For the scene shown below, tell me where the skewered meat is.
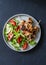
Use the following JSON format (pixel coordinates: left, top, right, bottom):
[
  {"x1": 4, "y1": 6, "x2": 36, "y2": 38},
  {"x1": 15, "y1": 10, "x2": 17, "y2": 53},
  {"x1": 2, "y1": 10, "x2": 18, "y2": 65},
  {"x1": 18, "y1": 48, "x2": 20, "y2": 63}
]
[
  {"x1": 23, "y1": 30, "x2": 31, "y2": 36},
  {"x1": 19, "y1": 17, "x2": 39, "y2": 40},
  {"x1": 33, "y1": 26, "x2": 39, "y2": 34},
  {"x1": 27, "y1": 23, "x2": 33, "y2": 32},
  {"x1": 27, "y1": 18, "x2": 33, "y2": 23},
  {"x1": 34, "y1": 26, "x2": 39, "y2": 31},
  {"x1": 20, "y1": 20, "x2": 26, "y2": 26},
  {"x1": 21, "y1": 25, "x2": 26, "y2": 31}
]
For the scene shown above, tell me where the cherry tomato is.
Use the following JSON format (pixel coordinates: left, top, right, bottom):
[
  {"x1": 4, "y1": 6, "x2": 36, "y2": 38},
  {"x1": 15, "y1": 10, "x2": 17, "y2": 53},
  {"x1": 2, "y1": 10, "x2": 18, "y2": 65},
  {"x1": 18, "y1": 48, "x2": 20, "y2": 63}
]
[
  {"x1": 17, "y1": 36, "x2": 22, "y2": 44},
  {"x1": 22, "y1": 42, "x2": 28, "y2": 50},
  {"x1": 9, "y1": 19, "x2": 16, "y2": 26}
]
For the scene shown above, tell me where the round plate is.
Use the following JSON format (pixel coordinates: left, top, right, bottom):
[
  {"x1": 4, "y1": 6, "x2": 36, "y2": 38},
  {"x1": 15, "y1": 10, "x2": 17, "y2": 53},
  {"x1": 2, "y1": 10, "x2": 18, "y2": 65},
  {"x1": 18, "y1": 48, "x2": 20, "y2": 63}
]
[{"x1": 3, "y1": 14, "x2": 41, "y2": 52}]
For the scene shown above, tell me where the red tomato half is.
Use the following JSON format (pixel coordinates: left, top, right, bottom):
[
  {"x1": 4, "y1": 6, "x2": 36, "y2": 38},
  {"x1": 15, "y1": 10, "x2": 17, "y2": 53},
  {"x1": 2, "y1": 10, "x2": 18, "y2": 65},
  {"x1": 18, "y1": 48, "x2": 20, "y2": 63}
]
[
  {"x1": 9, "y1": 19, "x2": 16, "y2": 26},
  {"x1": 17, "y1": 36, "x2": 22, "y2": 44},
  {"x1": 22, "y1": 42, "x2": 28, "y2": 50}
]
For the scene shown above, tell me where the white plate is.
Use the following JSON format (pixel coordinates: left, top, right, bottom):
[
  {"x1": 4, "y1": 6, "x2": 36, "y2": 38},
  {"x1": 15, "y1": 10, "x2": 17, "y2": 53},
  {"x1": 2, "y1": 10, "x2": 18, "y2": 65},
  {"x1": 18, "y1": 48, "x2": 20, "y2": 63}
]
[{"x1": 3, "y1": 14, "x2": 41, "y2": 52}]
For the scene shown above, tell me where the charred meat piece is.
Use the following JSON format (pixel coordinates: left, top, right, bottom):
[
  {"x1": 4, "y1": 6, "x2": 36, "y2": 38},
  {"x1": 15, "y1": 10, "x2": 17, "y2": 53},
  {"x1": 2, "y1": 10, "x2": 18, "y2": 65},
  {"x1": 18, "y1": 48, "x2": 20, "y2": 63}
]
[
  {"x1": 33, "y1": 26, "x2": 39, "y2": 34},
  {"x1": 34, "y1": 26, "x2": 39, "y2": 31},
  {"x1": 20, "y1": 20, "x2": 26, "y2": 26},
  {"x1": 27, "y1": 23, "x2": 33, "y2": 32},
  {"x1": 23, "y1": 30, "x2": 31, "y2": 36},
  {"x1": 31, "y1": 34, "x2": 36, "y2": 39},
  {"x1": 18, "y1": 20, "x2": 26, "y2": 29},
  {"x1": 27, "y1": 34, "x2": 35, "y2": 40},
  {"x1": 21, "y1": 25, "x2": 26, "y2": 31},
  {"x1": 27, "y1": 35, "x2": 32, "y2": 41},
  {"x1": 27, "y1": 18, "x2": 33, "y2": 23}
]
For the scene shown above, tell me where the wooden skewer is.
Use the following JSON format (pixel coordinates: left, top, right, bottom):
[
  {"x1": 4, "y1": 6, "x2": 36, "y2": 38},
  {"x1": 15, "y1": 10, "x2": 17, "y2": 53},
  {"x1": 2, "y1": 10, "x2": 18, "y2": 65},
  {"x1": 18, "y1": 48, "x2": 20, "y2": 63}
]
[{"x1": 38, "y1": 20, "x2": 41, "y2": 24}]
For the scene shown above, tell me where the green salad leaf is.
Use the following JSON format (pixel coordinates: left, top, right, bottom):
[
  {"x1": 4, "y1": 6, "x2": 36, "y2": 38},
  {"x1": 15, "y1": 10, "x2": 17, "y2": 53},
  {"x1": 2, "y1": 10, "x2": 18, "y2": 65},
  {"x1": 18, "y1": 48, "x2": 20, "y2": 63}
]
[
  {"x1": 11, "y1": 38, "x2": 20, "y2": 50},
  {"x1": 14, "y1": 46, "x2": 20, "y2": 50},
  {"x1": 29, "y1": 40, "x2": 36, "y2": 45},
  {"x1": 4, "y1": 28, "x2": 8, "y2": 41},
  {"x1": 13, "y1": 30, "x2": 21, "y2": 39},
  {"x1": 20, "y1": 36, "x2": 27, "y2": 47}
]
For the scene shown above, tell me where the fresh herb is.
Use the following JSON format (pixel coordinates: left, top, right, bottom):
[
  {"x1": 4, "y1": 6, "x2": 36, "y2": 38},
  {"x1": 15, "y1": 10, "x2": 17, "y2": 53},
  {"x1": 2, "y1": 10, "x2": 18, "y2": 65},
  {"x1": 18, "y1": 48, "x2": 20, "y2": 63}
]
[
  {"x1": 13, "y1": 30, "x2": 21, "y2": 39},
  {"x1": 29, "y1": 40, "x2": 36, "y2": 45},
  {"x1": 20, "y1": 36, "x2": 27, "y2": 47}
]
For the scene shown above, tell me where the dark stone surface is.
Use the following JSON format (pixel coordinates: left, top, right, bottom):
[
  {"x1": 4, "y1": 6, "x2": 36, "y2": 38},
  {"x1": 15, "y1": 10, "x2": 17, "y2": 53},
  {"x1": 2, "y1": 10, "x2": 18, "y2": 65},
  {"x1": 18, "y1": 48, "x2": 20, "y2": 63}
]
[{"x1": 0, "y1": 0, "x2": 46, "y2": 65}]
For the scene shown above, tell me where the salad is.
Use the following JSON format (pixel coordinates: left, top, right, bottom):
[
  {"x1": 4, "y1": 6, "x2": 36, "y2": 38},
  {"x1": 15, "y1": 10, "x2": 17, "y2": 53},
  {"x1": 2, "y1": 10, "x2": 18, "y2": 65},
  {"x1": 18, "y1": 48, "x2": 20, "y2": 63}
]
[{"x1": 4, "y1": 17, "x2": 39, "y2": 51}]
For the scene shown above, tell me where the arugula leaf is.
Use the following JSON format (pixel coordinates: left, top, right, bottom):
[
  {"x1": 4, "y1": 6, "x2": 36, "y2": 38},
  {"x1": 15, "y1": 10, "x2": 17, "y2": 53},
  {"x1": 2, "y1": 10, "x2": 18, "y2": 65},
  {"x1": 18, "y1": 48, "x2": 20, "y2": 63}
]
[
  {"x1": 20, "y1": 36, "x2": 27, "y2": 47},
  {"x1": 13, "y1": 31, "x2": 21, "y2": 39},
  {"x1": 11, "y1": 38, "x2": 17, "y2": 44},
  {"x1": 14, "y1": 46, "x2": 20, "y2": 50},
  {"x1": 29, "y1": 40, "x2": 36, "y2": 45}
]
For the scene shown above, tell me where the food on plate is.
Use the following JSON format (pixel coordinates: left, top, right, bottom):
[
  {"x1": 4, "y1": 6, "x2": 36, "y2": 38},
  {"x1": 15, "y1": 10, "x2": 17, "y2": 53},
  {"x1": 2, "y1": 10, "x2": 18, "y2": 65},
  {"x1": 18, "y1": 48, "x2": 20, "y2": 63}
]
[
  {"x1": 22, "y1": 42, "x2": 28, "y2": 50},
  {"x1": 4, "y1": 17, "x2": 39, "y2": 50},
  {"x1": 17, "y1": 36, "x2": 22, "y2": 44},
  {"x1": 9, "y1": 19, "x2": 16, "y2": 26},
  {"x1": 8, "y1": 31, "x2": 13, "y2": 41},
  {"x1": 27, "y1": 18, "x2": 33, "y2": 23}
]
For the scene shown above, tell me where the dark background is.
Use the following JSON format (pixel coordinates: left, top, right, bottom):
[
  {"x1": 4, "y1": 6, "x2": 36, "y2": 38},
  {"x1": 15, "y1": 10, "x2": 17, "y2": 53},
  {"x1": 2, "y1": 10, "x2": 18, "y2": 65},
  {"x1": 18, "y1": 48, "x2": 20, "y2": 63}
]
[{"x1": 0, "y1": 0, "x2": 46, "y2": 65}]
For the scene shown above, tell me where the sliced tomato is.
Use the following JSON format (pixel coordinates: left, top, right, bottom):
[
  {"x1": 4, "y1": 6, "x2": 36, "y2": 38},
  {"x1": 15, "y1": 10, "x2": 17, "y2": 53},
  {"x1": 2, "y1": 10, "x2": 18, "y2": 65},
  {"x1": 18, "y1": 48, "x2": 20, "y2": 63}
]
[
  {"x1": 17, "y1": 36, "x2": 22, "y2": 44},
  {"x1": 8, "y1": 31, "x2": 13, "y2": 41},
  {"x1": 15, "y1": 26, "x2": 20, "y2": 32},
  {"x1": 9, "y1": 19, "x2": 16, "y2": 26},
  {"x1": 22, "y1": 42, "x2": 28, "y2": 50}
]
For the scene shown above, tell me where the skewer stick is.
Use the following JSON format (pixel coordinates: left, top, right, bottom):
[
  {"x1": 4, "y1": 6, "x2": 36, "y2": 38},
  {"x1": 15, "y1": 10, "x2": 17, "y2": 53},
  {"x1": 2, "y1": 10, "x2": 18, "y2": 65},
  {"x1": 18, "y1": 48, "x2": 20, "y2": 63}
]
[{"x1": 38, "y1": 20, "x2": 41, "y2": 24}]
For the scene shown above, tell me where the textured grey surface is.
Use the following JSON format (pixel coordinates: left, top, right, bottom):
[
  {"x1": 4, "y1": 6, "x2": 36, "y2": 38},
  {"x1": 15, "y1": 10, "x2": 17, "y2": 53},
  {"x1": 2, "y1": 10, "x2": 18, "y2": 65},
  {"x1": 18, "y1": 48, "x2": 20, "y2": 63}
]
[{"x1": 0, "y1": 0, "x2": 46, "y2": 65}]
